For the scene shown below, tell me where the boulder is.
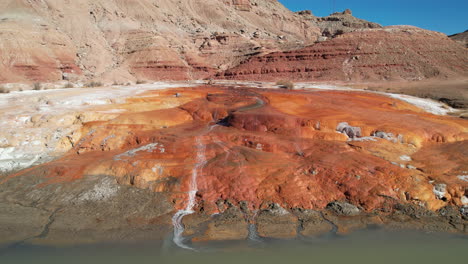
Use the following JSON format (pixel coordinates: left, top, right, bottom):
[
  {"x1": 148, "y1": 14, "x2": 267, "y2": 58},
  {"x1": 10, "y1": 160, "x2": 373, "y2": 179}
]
[
  {"x1": 327, "y1": 201, "x2": 361, "y2": 216},
  {"x1": 336, "y1": 122, "x2": 362, "y2": 138}
]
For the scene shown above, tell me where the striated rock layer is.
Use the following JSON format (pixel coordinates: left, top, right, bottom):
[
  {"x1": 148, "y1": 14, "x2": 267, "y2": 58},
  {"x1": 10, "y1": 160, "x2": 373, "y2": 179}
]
[
  {"x1": 449, "y1": 30, "x2": 468, "y2": 48},
  {"x1": 2, "y1": 2, "x2": 467, "y2": 85},
  {"x1": 220, "y1": 27, "x2": 468, "y2": 82},
  {"x1": 0, "y1": 0, "x2": 319, "y2": 83},
  {"x1": 297, "y1": 9, "x2": 382, "y2": 38}
]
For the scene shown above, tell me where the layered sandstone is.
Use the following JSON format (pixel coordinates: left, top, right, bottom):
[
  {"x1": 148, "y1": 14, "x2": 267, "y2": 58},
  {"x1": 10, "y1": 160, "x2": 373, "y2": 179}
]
[
  {"x1": 220, "y1": 26, "x2": 468, "y2": 82},
  {"x1": 449, "y1": 30, "x2": 468, "y2": 48},
  {"x1": 297, "y1": 9, "x2": 382, "y2": 38},
  {"x1": 1, "y1": 2, "x2": 467, "y2": 84},
  {"x1": 0, "y1": 15, "x2": 81, "y2": 83},
  {"x1": 0, "y1": 0, "x2": 319, "y2": 83}
]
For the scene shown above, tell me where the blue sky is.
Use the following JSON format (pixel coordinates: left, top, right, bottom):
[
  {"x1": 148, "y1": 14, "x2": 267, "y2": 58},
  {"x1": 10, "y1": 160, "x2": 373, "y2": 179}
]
[{"x1": 278, "y1": 0, "x2": 467, "y2": 35}]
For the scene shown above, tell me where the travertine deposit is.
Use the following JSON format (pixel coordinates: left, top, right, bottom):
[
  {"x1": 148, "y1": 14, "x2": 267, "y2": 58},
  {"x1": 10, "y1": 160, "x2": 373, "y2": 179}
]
[
  {"x1": 1, "y1": 83, "x2": 466, "y2": 245},
  {"x1": 0, "y1": 82, "x2": 194, "y2": 173}
]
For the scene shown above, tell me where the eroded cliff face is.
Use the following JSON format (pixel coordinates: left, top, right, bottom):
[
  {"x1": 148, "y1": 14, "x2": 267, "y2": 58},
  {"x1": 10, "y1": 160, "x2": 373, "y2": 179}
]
[
  {"x1": 0, "y1": 0, "x2": 319, "y2": 83},
  {"x1": 449, "y1": 30, "x2": 468, "y2": 48},
  {"x1": 226, "y1": 0, "x2": 252, "y2": 11},
  {"x1": 220, "y1": 26, "x2": 468, "y2": 82},
  {"x1": 0, "y1": 16, "x2": 82, "y2": 83},
  {"x1": 1, "y1": 2, "x2": 466, "y2": 84},
  {"x1": 297, "y1": 9, "x2": 383, "y2": 38}
]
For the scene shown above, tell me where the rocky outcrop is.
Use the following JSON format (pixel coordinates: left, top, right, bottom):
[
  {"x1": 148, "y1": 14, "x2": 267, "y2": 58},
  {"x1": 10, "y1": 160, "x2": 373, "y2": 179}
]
[
  {"x1": 219, "y1": 26, "x2": 468, "y2": 82},
  {"x1": 1, "y1": 2, "x2": 466, "y2": 85},
  {"x1": 327, "y1": 201, "x2": 361, "y2": 216},
  {"x1": 227, "y1": 0, "x2": 252, "y2": 11},
  {"x1": 0, "y1": 0, "x2": 319, "y2": 83},
  {"x1": 297, "y1": 9, "x2": 382, "y2": 38},
  {"x1": 0, "y1": 17, "x2": 81, "y2": 83},
  {"x1": 256, "y1": 204, "x2": 298, "y2": 238},
  {"x1": 449, "y1": 30, "x2": 468, "y2": 48}
]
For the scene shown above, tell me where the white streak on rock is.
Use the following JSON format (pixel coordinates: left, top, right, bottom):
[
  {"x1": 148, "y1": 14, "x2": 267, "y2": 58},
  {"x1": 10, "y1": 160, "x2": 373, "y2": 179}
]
[
  {"x1": 0, "y1": 147, "x2": 47, "y2": 173},
  {"x1": 461, "y1": 196, "x2": 468, "y2": 205},
  {"x1": 457, "y1": 175, "x2": 468, "y2": 182},
  {"x1": 386, "y1": 93, "x2": 454, "y2": 116},
  {"x1": 433, "y1": 183, "x2": 447, "y2": 200},
  {"x1": 294, "y1": 82, "x2": 455, "y2": 115},
  {"x1": 400, "y1": 155, "x2": 412, "y2": 161},
  {"x1": 152, "y1": 164, "x2": 164, "y2": 176},
  {"x1": 349, "y1": 136, "x2": 377, "y2": 142},
  {"x1": 114, "y1": 143, "x2": 160, "y2": 161}
]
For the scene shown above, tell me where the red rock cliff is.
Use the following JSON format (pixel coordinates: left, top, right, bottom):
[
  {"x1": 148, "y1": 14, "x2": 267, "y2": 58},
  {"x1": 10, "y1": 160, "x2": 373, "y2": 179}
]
[
  {"x1": 219, "y1": 27, "x2": 468, "y2": 82},
  {"x1": 0, "y1": 0, "x2": 319, "y2": 83}
]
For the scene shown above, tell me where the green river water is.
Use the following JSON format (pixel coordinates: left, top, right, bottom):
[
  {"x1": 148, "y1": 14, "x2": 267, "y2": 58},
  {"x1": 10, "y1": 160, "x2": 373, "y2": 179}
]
[{"x1": 1, "y1": 229, "x2": 466, "y2": 264}]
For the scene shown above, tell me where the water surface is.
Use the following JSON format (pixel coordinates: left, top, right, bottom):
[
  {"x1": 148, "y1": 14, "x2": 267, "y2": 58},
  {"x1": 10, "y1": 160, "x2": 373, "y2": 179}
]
[{"x1": 1, "y1": 229, "x2": 466, "y2": 264}]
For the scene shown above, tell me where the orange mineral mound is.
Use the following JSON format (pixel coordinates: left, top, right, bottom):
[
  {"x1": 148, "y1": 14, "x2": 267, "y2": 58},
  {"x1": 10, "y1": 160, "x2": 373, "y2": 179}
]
[{"x1": 5, "y1": 86, "x2": 468, "y2": 214}]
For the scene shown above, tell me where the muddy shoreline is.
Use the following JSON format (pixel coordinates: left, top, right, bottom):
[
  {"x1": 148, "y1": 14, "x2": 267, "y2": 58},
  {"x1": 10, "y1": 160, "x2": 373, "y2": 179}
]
[{"x1": 0, "y1": 173, "x2": 466, "y2": 248}]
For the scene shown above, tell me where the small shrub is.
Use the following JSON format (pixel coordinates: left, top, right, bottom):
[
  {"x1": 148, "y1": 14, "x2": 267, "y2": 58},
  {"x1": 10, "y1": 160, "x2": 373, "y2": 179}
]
[
  {"x1": 33, "y1": 82, "x2": 42, "y2": 90},
  {"x1": 0, "y1": 86, "x2": 9, "y2": 93},
  {"x1": 64, "y1": 82, "x2": 74, "y2": 88},
  {"x1": 86, "y1": 81, "x2": 103, "y2": 88},
  {"x1": 136, "y1": 80, "x2": 146, "y2": 85},
  {"x1": 276, "y1": 80, "x2": 294, "y2": 90},
  {"x1": 112, "y1": 81, "x2": 119, "y2": 86}
]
